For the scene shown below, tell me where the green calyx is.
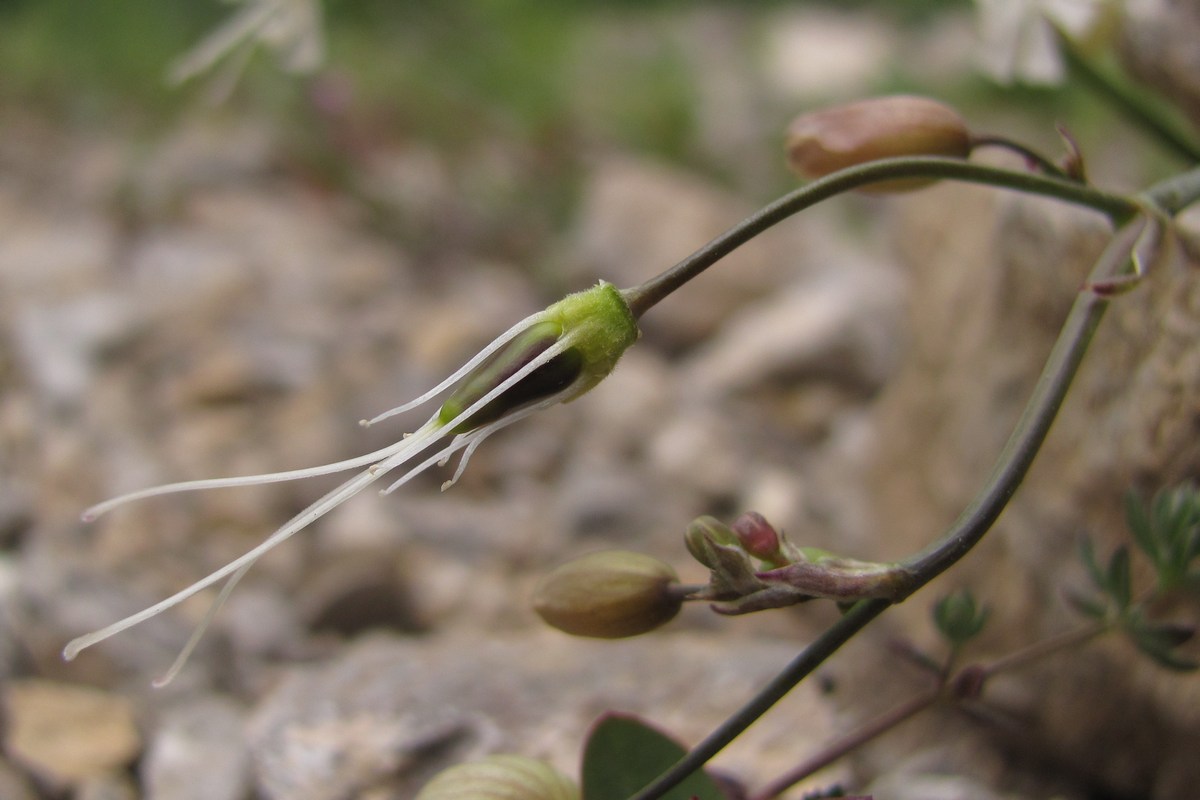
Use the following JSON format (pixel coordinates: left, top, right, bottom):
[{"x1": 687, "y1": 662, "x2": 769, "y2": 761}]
[
  {"x1": 437, "y1": 281, "x2": 639, "y2": 433},
  {"x1": 545, "y1": 280, "x2": 640, "y2": 400}
]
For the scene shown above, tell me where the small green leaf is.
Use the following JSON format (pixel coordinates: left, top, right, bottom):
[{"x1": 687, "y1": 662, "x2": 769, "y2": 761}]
[
  {"x1": 1126, "y1": 617, "x2": 1199, "y2": 672},
  {"x1": 1064, "y1": 589, "x2": 1109, "y2": 621},
  {"x1": 1129, "y1": 484, "x2": 1200, "y2": 590},
  {"x1": 1079, "y1": 536, "x2": 1107, "y2": 592},
  {"x1": 1125, "y1": 490, "x2": 1159, "y2": 564},
  {"x1": 1106, "y1": 546, "x2": 1132, "y2": 611},
  {"x1": 581, "y1": 714, "x2": 726, "y2": 800}
]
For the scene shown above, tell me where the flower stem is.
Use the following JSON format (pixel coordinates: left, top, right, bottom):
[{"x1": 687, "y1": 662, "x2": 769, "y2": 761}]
[
  {"x1": 1054, "y1": 27, "x2": 1200, "y2": 165},
  {"x1": 747, "y1": 685, "x2": 941, "y2": 800},
  {"x1": 899, "y1": 214, "x2": 1146, "y2": 580},
  {"x1": 625, "y1": 211, "x2": 1156, "y2": 800},
  {"x1": 747, "y1": 619, "x2": 1109, "y2": 800},
  {"x1": 625, "y1": 597, "x2": 891, "y2": 800},
  {"x1": 624, "y1": 164, "x2": 1200, "y2": 800},
  {"x1": 1141, "y1": 164, "x2": 1200, "y2": 215},
  {"x1": 620, "y1": 157, "x2": 1138, "y2": 319},
  {"x1": 968, "y1": 134, "x2": 1072, "y2": 179},
  {"x1": 979, "y1": 620, "x2": 1110, "y2": 679}
]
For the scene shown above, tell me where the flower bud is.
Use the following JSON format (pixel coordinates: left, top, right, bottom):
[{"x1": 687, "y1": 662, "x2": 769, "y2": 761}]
[
  {"x1": 731, "y1": 512, "x2": 782, "y2": 563},
  {"x1": 785, "y1": 95, "x2": 971, "y2": 193},
  {"x1": 684, "y1": 515, "x2": 738, "y2": 569},
  {"x1": 933, "y1": 590, "x2": 989, "y2": 645},
  {"x1": 532, "y1": 551, "x2": 682, "y2": 639},
  {"x1": 416, "y1": 754, "x2": 580, "y2": 800}
]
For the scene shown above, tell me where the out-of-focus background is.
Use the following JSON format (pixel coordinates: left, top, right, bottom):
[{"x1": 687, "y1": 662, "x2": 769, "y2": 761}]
[{"x1": 2, "y1": 1, "x2": 1198, "y2": 798}]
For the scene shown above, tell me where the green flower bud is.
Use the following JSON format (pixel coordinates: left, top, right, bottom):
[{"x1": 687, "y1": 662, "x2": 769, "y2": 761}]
[
  {"x1": 416, "y1": 755, "x2": 580, "y2": 800},
  {"x1": 684, "y1": 515, "x2": 738, "y2": 569},
  {"x1": 532, "y1": 551, "x2": 682, "y2": 639},
  {"x1": 933, "y1": 589, "x2": 989, "y2": 646},
  {"x1": 786, "y1": 95, "x2": 971, "y2": 193}
]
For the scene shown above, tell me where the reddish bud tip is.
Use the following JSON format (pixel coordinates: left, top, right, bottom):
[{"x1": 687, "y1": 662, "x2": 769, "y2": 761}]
[{"x1": 731, "y1": 512, "x2": 782, "y2": 561}]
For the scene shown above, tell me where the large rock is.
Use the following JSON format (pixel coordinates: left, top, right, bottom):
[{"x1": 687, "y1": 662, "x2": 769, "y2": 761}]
[
  {"x1": 861, "y1": 178, "x2": 1200, "y2": 799},
  {"x1": 246, "y1": 631, "x2": 844, "y2": 799}
]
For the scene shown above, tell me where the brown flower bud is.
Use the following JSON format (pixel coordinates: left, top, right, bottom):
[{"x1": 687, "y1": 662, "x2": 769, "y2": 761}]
[
  {"x1": 731, "y1": 511, "x2": 782, "y2": 563},
  {"x1": 532, "y1": 551, "x2": 682, "y2": 639},
  {"x1": 786, "y1": 95, "x2": 970, "y2": 192},
  {"x1": 415, "y1": 754, "x2": 580, "y2": 800}
]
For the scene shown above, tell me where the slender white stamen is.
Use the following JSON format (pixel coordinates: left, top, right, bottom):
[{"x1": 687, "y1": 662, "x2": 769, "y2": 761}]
[
  {"x1": 151, "y1": 559, "x2": 253, "y2": 688},
  {"x1": 378, "y1": 339, "x2": 571, "y2": 495},
  {"x1": 358, "y1": 309, "x2": 551, "y2": 428},
  {"x1": 382, "y1": 436, "x2": 472, "y2": 495},
  {"x1": 437, "y1": 434, "x2": 465, "y2": 468},
  {"x1": 440, "y1": 403, "x2": 546, "y2": 491},
  {"x1": 81, "y1": 438, "x2": 415, "y2": 522},
  {"x1": 63, "y1": 419, "x2": 444, "y2": 663}
]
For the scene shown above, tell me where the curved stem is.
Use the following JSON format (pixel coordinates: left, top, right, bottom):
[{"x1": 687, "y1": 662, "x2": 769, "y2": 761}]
[
  {"x1": 1141, "y1": 164, "x2": 1200, "y2": 215},
  {"x1": 900, "y1": 215, "x2": 1143, "y2": 580},
  {"x1": 627, "y1": 598, "x2": 891, "y2": 800},
  {"x1": 1054, "y1": 27, "x2": 1200, "y2": 165},
  {"x1": 749, "y1": 685, "x2": 941, "y2": 800},
  {"x1": 969, "y1": 134, "x2": 1072, "y2": 179},
  {"x1": 625, "y1": 163, "x2": 1200, "y2": 800},
  {"x1": 626, "y1": 208, "x2": 1156, "y2": 800},
  {"x1": 620, "y1": 156, "x2": 1138, "y2": 318},
  {"x1": 979, "y1": 620, "x2": 1109, "y2": 679}
]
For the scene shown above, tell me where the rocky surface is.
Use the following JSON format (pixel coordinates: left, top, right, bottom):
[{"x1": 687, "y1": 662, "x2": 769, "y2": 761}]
[
  {"x1": 2, "y1": 4, "x2": 1198, "y2": 800},
  {"x1": 0, "y1": 109, "x2": 885, "y2": 800}
]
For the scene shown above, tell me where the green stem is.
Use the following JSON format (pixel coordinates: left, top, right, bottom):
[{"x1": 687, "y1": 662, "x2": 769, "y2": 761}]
[
  {"x1": 901, "y1": 215, "x2": 1144, "y2": 580},
  {"x1": 1054, "y1": 27, "x2": 1200, "y2": 165},
  {"x1": 626, "y1": 598, "x2": 891, "y2": 800},
  {"x1": 627, "y1": 218, "x2": 1120, "y2": 798},
  {"x1": 625, "y1": 166, "x2": 1200, "y2": 800},
  {"x1": 748, "y1": 685, "x2": 941, "y2": 800},
  {"x1": 979, "y1": 620, "x2": 1110, "y2": 679},
  {"x1": 968, "y1": 134, "x2": 1072, "y2": 179},
  {"x1": 1141, "y1": 164, "x2": 1200, "y2": 215},
  {"x1": 748, "y1": 619, "x2": 1108, "y2": 800},
  {"x1": 620, "y1": 157, "x2": 1137, "y2": 319}
]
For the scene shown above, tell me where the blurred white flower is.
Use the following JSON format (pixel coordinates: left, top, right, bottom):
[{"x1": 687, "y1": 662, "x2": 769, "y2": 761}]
[
  {"x1": 168, "y1": 0, "x2": 325, "y2": 100},
  {"x1": 975, "y1": 0, "x2": 1115, "y2": 84}
]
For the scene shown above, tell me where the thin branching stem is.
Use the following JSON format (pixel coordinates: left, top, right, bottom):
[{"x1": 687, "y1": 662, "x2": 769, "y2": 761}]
[
  {"x1": 979, "y1": 620, "x2": 1110, "y2": 679},
  {"x1": 627, "y1": 598, "x2": 891, "y2": 800},
  {"x1": 748, "y1": 685, "x2": 941, "y2": 800},
  {"x1": 620, "y1": 156, "x2": 1138, "y2": 319},
  {"x1": 1054, "y1": 28, "x2": 1200, "y2": 165},
  {"x1": 968, "y1": 134, "x2": 1072, "y2": 179},
  {"x1": 625, "y1": 166, "x2": 1200, "y2": 800}
]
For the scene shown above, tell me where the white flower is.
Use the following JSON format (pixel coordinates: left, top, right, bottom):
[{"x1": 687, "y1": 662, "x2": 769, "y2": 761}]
[
  {"x1": 974, "y1": 0, "x2": 1114, "y2": 85},
  {"x1": 64, "y1": 282, "x2": 639, "y2": 685},
  {"x1": 168, "y1": 0, "x2": 325, "y2": 100}
]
